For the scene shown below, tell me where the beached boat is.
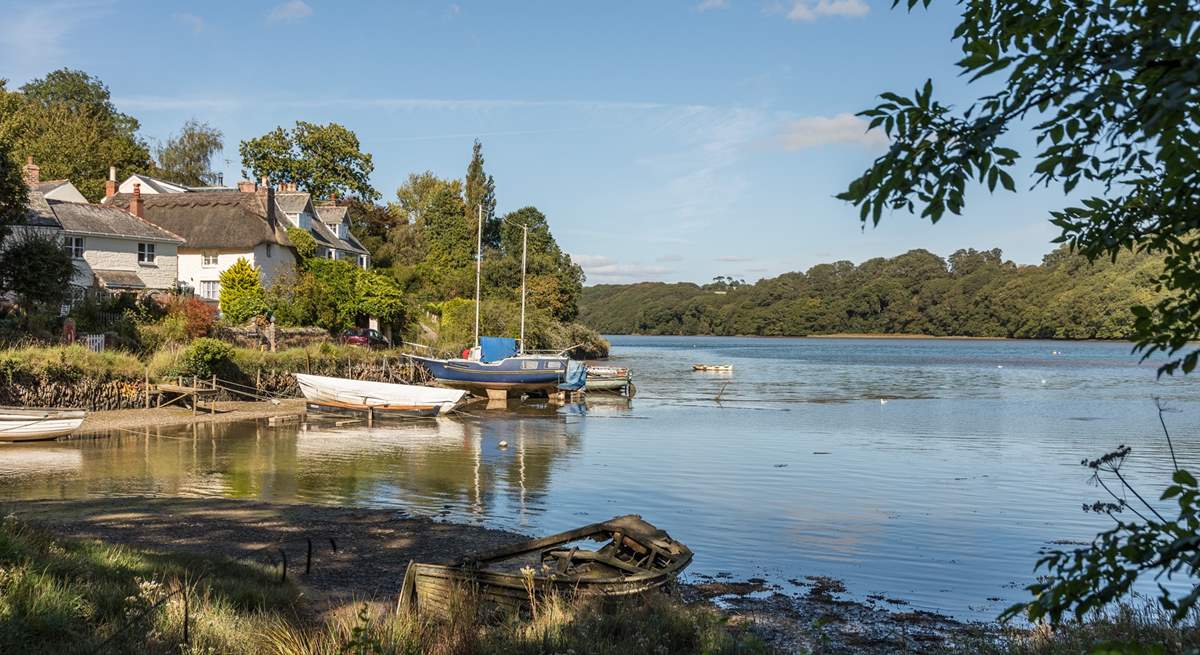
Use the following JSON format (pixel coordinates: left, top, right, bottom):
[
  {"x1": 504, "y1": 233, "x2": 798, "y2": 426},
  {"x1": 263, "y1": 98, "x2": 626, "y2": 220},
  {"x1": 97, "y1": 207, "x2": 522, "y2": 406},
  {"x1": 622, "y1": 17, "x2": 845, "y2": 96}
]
[
  {"x1": 585, "y1": 366, "x2": 635, "y2": 396},
  {"x1": 692, "y1": 364, "x2": 733, "y2": 372},
  {"x1": 0, "y1": 407, "x2": 87, "y2": 442},
  {"x1": 294, "y1": 373, "x2": 467, "y2": 416},
  {"x1": 399, "y1": 514, "x2": 692, "y2": 617}
]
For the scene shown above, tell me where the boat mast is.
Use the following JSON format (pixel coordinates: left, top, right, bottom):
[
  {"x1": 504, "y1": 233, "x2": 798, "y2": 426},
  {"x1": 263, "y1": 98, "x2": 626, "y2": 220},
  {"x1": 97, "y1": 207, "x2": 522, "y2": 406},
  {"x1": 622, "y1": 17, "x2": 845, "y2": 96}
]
[
  {"x1": 474, "y1": 204, "x2": 482, "y2": 350},
  {"x1": 519, "y1": 224, "x2": 527, "y2": 354}
]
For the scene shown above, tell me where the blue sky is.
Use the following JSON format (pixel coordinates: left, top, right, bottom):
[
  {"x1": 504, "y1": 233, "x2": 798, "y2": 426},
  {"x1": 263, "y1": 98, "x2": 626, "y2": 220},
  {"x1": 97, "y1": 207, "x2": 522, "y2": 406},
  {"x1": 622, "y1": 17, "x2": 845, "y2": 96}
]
[{"x1": 0, "y1": 0, "x2": 1075, "y2": 284}]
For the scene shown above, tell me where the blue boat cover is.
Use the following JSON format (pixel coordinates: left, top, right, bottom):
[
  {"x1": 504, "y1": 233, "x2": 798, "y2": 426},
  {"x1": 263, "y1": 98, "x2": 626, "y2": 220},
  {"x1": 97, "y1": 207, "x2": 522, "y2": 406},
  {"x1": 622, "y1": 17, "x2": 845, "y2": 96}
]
[
  {"x1": 480, "y1": 336, "x2": 518, "y2": 363},
  {"x1": 559, "y1": 360, "x2": 587, "y2": 391}
]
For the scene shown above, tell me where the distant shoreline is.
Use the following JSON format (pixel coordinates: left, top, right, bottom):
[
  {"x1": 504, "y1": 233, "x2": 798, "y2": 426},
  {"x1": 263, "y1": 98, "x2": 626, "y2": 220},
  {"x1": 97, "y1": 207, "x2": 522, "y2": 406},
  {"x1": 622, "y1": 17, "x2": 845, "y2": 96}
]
[{"x1": 603, "y1": 332, "x2": 1133, "y2": 342}]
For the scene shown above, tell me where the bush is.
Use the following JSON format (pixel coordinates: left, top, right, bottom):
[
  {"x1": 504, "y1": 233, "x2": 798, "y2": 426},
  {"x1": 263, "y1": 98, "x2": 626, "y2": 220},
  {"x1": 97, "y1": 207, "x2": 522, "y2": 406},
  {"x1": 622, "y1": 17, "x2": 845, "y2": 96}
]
[
  {"x1": 163, "y1": 295, "x2": 217, "y2": 338},
  {"x1": 135, "y1": 313, "x2": 189, "y2": 352},
  {"x1": 286, "y1": 226, "x2": 316, "y2": 262},
  {"x1": 219, "y1": 258, "x2": 266, "y2": 324},
  {"x1": 176, "y1": 337, "x2": 235, "y2": 379}
]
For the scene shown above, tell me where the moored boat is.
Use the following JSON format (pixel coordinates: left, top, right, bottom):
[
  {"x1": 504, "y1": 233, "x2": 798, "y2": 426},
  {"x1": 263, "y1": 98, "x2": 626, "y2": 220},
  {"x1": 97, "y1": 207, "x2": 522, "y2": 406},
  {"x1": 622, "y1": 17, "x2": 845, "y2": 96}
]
[
  {"x1": 585, "y1": 365, "x2": 635, "y2": 395},
  {"x1": 294, "y1": 373, "x2": 467, "y2": 416},
  {"x1": 410, "y1": 337, "x2": 572, "y2": 395},
  {"x1": 692, "y1": 364, "x2": 733, "y2": 372},
  {"x1": 0, "y1": 407, "x2": 87, "y2": 442},
  {"x1": 399, "y1": 514, "x2": 692, "y2": 617}
]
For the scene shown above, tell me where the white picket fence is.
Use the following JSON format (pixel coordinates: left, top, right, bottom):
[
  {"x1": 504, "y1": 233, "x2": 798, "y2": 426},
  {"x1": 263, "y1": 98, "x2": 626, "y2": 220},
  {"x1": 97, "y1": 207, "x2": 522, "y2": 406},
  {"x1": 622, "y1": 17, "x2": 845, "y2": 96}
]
[{"x1": 79, "y1": 333, "x2": 105, "y2": 352}]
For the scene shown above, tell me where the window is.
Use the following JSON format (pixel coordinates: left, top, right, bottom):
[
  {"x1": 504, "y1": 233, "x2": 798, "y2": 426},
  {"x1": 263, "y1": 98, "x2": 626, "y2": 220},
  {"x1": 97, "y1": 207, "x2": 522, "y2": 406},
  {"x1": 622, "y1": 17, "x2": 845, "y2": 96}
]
[
  {"x1": 265, "y1": 244, "x2": 273, "y2": 258},
  {"x1": 359, "y1": 255, "x2": 368, "y2": 269},
  {"x1": 65, "y1": 236, "x2": 84, "y2": 259},
  {"x1": 326, "y1": 249, "x2": 336, "y2": 260},
  {"x1": 137, "y1": 243, "x2": 155, "y2": 264},
  {"x1": 521, "y1": 360, "x2": 540, "y2": 370},
  {"x1": 199, "y1": 281, "x2": 220, "y2": 300},
  {"x1": 201, "y1": 252, "x2": 218, "y2": 267}
]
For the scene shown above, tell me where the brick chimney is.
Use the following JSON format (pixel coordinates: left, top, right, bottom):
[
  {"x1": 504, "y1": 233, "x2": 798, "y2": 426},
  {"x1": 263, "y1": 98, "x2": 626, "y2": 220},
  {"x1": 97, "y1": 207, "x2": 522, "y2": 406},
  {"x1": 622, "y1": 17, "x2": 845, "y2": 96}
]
[
  {"x1": 237, "y1": 180, "x2": 256, "y2": 193},
  {"x1": 21, "y1": 156, "x2": 39, "y2": 187},
  {"x1": 104, "y1": 166, "x2": 117, "y2": 200},
  {"x1": 130, "y1": 183, "x2": 144, "y2": 218},
  {"x1": 257, "y1": 177, "x2": 277, "y2": 232}
]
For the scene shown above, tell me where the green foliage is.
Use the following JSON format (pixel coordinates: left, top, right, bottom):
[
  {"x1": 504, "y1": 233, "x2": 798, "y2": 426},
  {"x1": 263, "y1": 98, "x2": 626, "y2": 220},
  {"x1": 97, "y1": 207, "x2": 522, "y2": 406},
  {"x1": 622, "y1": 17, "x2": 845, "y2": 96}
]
[
  {"x1": 390, "y1": 171, "x2": 463, "y2": 228},
  {"x1": 0, "y1": 138, "x2": 26, "y2": 241},
  {"x1": 0, "y1": 69, "x2": 151, "y2": 201},
  {"x1": 177, "y1": 337, "x2": 235, "y2": 379},
  {"x1": 581, "y1": 246, "x2": 1163, "y2": 338},
  {"x1": 0, "y1": 229, "x2": 76, "y2": 308},
  {"x1": 239, "y1": 121, "x2": 378, "y2": 201},
  {"x1": 285, "y1": 226, "x2": 316, "y2": 263},
  {"x1": 218, "y1": 257, "x2": 266, "y2": 324},
  {"x1": 422, "y1": 185, "x2": 473, "y2": 269},
  {"x1": 152, "y1": 118, "x2": 223, "y2": 187},
  {"x1": 836, "y1": 0, "x2": 1199, "y2": 377},
  {"x1": 0, "y1": 345, "x2": 144, "y2": 381},
  {"x1": 268, "y1": 259, "x2": 406, "y2": 333},
  {"x1": 465, "y1": 139, "x2": 499, "y2": 248}
]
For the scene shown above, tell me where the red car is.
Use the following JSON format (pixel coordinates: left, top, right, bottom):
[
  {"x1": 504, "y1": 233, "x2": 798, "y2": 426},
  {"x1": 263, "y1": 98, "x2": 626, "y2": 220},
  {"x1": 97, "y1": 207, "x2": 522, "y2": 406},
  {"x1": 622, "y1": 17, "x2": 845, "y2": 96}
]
[{"x1": 339, "y1": 328, "x2": 392, "y2": 348}]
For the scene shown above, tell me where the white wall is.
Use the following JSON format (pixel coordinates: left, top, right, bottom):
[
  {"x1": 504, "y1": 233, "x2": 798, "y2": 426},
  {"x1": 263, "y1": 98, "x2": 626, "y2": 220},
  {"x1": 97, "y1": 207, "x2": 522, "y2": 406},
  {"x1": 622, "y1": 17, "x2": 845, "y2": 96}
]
[
  {"x1": 178, "y1": 246, "x2": 296, "y2": 299},
  {"x1": 69, "y1": 235, "x2": 179, "y2": 290}
]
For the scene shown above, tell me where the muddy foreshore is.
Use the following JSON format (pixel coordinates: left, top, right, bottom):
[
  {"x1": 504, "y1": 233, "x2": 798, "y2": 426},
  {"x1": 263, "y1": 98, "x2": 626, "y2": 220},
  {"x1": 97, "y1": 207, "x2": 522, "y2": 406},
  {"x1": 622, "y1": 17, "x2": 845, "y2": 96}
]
[{"x1": 1, "y1": 497, "x2": 1001, "y2": 654}]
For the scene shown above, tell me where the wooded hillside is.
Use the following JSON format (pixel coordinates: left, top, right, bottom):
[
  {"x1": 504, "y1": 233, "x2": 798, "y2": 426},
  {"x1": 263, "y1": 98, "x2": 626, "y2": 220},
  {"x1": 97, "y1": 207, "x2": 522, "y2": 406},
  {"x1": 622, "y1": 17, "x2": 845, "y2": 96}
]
[{"x1": 579, "y1": 247, "x2": 1163, "y2": 339}]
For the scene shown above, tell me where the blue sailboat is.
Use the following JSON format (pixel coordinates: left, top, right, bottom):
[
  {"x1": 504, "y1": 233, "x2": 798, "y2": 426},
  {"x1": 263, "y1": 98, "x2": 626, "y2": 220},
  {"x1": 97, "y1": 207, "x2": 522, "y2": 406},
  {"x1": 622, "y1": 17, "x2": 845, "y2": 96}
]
[{"x1": 410, "y1": 207, "x2": 584, "y2": 397}]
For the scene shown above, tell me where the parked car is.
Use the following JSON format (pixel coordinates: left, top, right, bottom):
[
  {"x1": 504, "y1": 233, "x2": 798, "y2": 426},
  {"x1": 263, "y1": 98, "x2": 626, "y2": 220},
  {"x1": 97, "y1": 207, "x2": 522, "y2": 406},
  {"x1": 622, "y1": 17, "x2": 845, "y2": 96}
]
[{"x1": 339, "y1": 328, "x2": 392, "y2": 349}]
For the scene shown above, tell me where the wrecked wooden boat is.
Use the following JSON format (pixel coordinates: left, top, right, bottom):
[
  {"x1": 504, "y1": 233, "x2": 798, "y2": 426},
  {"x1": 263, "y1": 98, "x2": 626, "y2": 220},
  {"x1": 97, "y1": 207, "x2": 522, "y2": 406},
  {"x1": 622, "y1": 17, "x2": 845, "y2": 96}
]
[{"x1": 399, "y1": 514, "x2": 692, "y2": 616}]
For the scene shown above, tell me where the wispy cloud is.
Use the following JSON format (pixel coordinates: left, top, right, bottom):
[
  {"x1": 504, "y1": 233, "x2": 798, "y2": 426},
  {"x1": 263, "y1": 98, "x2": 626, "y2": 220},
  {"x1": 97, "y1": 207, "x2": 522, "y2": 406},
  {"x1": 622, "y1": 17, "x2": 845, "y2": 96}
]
[
  {"x1": 175, "y1": 12, "x2": 205, "y2": 32},
  {"x1": 782, "y1": 0, "x2": 869, "y2": 21},
  {"x1": 696, "y1": 0, "x2": 730, "y2": 11},
  {"x1": 268, "y1": 0, "x2": 313, "y2": 23},
  {"x1": 716, "y1": 255, "x2": 753, "y2": 262},
  {"x1": 774, "y1": 113, "x2": 886, "y2": 150},
  {"x1": 0, "y1": 1, "x2": 113, "y2": 79},
  {"x1": 656, "y1": 254, "x2": 684, "y2": 262},
  {"x1": 574, "y1": 255, "x2": 676, "y2": 282}
]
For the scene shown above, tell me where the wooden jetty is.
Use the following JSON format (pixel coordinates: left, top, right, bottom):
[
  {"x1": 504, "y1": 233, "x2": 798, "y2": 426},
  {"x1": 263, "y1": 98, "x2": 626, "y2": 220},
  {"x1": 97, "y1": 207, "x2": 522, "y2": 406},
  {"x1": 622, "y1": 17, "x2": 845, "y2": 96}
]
[{"x1": 150, "y1": 375, "x2": 221, "y2": 415}]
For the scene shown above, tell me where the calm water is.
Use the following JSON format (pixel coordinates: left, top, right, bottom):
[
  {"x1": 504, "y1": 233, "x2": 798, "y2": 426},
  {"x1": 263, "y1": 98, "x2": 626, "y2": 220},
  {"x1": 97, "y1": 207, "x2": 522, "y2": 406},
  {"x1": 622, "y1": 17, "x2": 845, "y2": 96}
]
[{"x1": 2, "y1": 336, "x2": 1198, "y2": 619}]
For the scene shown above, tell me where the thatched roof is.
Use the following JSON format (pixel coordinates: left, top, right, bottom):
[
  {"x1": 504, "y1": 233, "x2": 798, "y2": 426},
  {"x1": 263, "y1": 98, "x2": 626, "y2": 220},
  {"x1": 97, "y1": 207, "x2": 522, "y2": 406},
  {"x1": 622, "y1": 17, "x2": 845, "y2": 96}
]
[{"x1": 107, "y1": 191, "x2": 292, "y2": 250}]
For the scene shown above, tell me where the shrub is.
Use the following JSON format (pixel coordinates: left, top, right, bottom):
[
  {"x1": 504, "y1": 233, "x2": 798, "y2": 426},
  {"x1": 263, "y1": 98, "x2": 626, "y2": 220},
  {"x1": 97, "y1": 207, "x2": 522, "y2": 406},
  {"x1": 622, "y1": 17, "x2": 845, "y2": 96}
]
[
  {"x1": 164, "y1": 295, "x2": 217, "y2": 339},
  {"x1": 135, "y1": 314, "x2": 189, "y2": 352},
  {"x1": 219, "y1": 258, "x2": 266, "y2": 324},
  {"x1": 286, "y1": 226, "x2": 316, "y2": 263},
  {"x1": 176, "y1": 337, "x2": 235, "y2": 379}
]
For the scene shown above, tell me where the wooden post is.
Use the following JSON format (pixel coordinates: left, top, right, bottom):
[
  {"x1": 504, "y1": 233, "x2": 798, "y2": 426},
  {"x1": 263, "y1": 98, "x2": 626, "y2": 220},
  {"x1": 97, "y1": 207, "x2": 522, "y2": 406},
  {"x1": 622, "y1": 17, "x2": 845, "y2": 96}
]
[
  {"x1": 256, "y1": 369, "x2": 262, "y2": 396},
  {"x1": 211, "y1": 374, "x2": 217, "y2": 414},
  {"x1": 367, "y1": 407, "x2": 374, "y2": 427},
  {"x1": 144, "y1": 368, "x2": 150, "y2": 409},
  {"x1": 192, "y1": 376, "x2": 197, "y2": 416}
]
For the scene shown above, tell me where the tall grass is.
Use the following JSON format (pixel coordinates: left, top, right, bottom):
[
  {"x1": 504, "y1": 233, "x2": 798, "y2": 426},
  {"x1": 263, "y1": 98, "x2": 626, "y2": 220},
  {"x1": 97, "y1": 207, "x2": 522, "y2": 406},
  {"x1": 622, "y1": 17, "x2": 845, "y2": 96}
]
[{"x1": 0, "y1": 344, "x2": 145, "y2": 381}]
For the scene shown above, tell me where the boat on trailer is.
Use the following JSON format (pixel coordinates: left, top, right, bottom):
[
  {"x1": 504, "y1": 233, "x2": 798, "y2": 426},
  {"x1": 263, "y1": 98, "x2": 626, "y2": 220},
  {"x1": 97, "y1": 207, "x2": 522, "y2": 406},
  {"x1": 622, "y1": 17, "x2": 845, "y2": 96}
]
[
  {"x1": 0, "y1": 407, "x2": 87, "y2": 442},
  {"x1": 294, "y1": 373, "x2": 467, "y2": 417},
  {"x1": 399, "y1": 514, "x2": 692, "y2": 617}
]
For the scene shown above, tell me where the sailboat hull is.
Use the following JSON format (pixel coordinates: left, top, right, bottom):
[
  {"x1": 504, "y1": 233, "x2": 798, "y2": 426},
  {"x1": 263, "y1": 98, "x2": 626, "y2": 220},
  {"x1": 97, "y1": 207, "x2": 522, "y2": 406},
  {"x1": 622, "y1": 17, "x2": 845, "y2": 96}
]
[{"x1": 410, "y1": 355, "x2": 568, "y2": 394}]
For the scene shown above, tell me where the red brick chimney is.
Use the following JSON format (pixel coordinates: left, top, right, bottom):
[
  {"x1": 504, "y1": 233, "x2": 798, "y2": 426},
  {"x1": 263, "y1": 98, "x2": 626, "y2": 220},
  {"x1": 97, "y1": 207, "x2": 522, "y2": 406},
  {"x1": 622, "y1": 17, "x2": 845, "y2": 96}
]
[
  {"x1": 237, "y1": 180, "x2": 256, "y2": 193},
  {"x1": 130, "y1": 183, "x2": 143, "y2": 218},
  {"x1": 22, "y1": 156, "x2": 39, "y2": 187},
  {"x1": 104, "y1": 166, "x2": 117, "y2": 200}
]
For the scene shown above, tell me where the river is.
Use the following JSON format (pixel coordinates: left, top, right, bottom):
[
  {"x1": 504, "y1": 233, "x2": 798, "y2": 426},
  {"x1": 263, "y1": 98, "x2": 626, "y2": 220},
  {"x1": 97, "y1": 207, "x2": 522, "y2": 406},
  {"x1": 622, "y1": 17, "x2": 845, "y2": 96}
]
[{"x1": 1, "y1": 336, "x2": 1197, "y2": 620}]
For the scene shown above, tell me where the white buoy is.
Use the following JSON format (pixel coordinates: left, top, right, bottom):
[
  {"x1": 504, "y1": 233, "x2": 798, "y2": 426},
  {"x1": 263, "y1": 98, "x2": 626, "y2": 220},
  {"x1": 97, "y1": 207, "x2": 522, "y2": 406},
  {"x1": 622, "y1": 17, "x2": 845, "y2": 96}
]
[
  {"x1": 880, "y1": 398, "x2": 888, "y2": 405},
  {"x1": 1041, "y1": 379, "x2": 1047, "y2": 385},
  {"x1": 997, "y1": 365, "x2": 1004, "y2": 369},
  {"x1": 498, "y1": 440, "x2": 509, "y2": 448}
]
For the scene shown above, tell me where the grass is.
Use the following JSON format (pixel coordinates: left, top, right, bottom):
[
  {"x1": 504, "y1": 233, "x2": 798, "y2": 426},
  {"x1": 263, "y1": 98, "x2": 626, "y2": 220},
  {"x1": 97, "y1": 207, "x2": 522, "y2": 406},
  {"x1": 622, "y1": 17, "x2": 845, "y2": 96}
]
[
  {"x1": 0, "y1": 515, "x2": 768, "y2": 655},
  {"x1": 956, "y1": 603, "x2": 1200, "y2": 655},
  {"x1": 0, "y1": 344, "x2": 145, "y2": 381}
]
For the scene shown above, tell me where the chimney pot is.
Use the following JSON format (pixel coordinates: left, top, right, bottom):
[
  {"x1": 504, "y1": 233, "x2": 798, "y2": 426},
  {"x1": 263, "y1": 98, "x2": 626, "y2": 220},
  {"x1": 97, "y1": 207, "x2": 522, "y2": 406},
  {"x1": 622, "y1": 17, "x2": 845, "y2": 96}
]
[
  {"x1": 237, "y1": 180, "x2": 256, "y2": 193},
  {"x1": 130, "y1": 183, "x2": 144, "y2": 219}
]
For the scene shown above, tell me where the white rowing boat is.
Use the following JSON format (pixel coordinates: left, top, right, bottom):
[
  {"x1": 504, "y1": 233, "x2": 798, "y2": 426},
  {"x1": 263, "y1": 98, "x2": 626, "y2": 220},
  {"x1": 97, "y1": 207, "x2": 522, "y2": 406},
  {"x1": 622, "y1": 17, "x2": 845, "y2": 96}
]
[
  {"x1": 0, "y1": 407, "x2": 87, "y2": 442},
  {"x1": 294, "y1": 374, "x2": 467, "y2": 416},
  {"x1": 692, "y1": 364, "x2": 733, "y2": 372}
]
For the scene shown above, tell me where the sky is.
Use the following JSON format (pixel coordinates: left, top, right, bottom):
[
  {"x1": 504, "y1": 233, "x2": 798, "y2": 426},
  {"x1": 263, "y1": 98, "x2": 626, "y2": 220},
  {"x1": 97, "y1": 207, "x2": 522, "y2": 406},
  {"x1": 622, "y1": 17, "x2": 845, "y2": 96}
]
[{"x1": 0, "y1": 0, "x2": 1079, "y2": 285}]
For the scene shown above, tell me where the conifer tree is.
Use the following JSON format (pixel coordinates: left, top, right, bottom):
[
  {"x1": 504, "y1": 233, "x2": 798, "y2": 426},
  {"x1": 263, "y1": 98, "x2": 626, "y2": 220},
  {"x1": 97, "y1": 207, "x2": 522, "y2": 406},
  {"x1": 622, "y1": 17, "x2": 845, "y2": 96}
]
[{"x1": 464, "y1": 140, "x2": 498, "y2": 249}]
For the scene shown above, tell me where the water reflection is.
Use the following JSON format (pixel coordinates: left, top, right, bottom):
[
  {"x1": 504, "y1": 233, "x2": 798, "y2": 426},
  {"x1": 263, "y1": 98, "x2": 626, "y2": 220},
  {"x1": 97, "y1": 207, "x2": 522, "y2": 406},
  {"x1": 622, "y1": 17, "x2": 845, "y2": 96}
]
[{"x1": 1, "y1": 337, "x2": 1197, "y2": 619}]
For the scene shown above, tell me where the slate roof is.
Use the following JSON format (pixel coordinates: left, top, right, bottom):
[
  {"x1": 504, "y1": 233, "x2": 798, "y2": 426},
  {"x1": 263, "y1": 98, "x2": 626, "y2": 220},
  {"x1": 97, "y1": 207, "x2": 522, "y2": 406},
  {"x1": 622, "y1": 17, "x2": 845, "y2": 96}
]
[
  {"x1": 34, "y1": 180, "x2": 71, "y2": 194},
  {"x1": 47, "y1": 200, "x2": 184, "y2": 243},
  {"x1": 93, "y1": 270, "x2": 146, "y2": 289},
  {"x1": 313, "y1": 204, "x2": 366, "y2": 255},
  {"x1": 314, "y1": 205, "x2": 348, "y2": 223},
  {"x1": 107, "y1": 191, "x2": 292, "y2": 250},
  {"x1": 22, "y1": 190, "x2": 60, "y2": 227},
  {"x1": 275, "y1": 192, "x2": 312, "y2": 214}
]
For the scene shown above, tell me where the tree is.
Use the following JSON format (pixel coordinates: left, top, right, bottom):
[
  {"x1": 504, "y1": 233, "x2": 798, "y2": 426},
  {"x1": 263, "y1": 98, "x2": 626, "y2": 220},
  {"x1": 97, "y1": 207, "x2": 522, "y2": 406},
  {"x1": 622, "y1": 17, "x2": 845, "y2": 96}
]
[
  {"x1": 0, "y1": 229, "x2": 75, "y2": 308},
  {"x1": 464, "y1": 140, "x2": 498, "y2": 248},
  {"x1": 0, "y1": 70, "x2": 152, "y2": 201},
  {"x1": 0, "y1": 139, "x2": 27, "y2": 242},
  {"x1": 423, "y1": 186, "x2": 473, "y2": 269},
  {"x1": 239, "y1": 121, "x2": 378, "y2": 201},
  {"x1": 836, "y1": 0, "x2": 1200, "y2": 624},
  {"x1": 154, "y1": 119, "x2": 223, "y2": 187},
  {"x1": 218, "y1": 257, "x2": 267, "y2": 324},
  {"x1": 391, "y1": 172, "x2": 462, "y2": 227}
]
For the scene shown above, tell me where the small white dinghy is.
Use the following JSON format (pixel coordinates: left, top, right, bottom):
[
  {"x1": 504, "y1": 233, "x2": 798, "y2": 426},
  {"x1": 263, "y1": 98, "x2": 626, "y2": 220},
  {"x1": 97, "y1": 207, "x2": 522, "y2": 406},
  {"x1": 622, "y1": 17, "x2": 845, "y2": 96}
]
[
  {"x1": 294, "y1": 374, "x2": 467, "y2": 417},
  {"x1": 0, "y1": 407, "x2": 87, "y2": 443}
]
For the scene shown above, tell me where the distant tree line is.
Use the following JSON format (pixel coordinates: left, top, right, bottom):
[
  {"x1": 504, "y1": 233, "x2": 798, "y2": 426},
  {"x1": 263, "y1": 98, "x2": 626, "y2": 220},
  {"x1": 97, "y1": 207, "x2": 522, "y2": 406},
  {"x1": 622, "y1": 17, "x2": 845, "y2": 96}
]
[{"x1": 579, "y1": 247, "x2": 1164, "y2": 339}]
